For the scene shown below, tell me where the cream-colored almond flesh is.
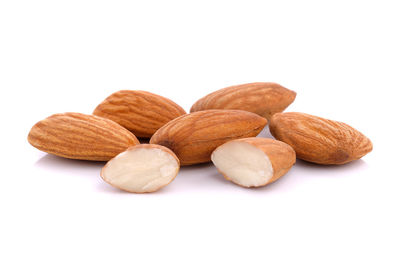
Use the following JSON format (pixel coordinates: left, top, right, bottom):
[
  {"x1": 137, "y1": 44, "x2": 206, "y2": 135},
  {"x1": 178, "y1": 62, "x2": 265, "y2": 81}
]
[
  {"x1": 212, "y1": 141, "x2": 273, "y2": 187},
  {"x1": 211, "y1": 138, "x2": 296, "y2": 188},
  {"x1": 101, "y1": 144, "x2": 180, "y2": 193}
]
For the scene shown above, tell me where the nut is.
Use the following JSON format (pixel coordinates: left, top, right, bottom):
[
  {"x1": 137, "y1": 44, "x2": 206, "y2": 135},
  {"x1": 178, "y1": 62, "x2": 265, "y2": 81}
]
[
  {"x1": 211, "y1": 138, "x2": 296, "y2": 187},
  {"x1": 101, "y1": 144, "x2": 180, "y2": 193},
  {"x1": 93, "y1": 90, "x2": 186, "y2": 138},
  {"x1": 269, "y1": 112, "x2": 373, "y2": 165},
  {"x1": 28, "y1": 112, "x2": 139, "y2": 161},
  {"x1": 150, "y1": 110, "x2": 268, "y2": 165},
  {"x1": 190, "y1": 82, "x2": 296, "y2": 120}
]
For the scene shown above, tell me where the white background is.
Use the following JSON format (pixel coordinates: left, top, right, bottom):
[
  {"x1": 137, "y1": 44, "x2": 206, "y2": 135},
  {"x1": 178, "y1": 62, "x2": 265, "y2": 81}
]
[{"x1": 1, "y1": 1, "x2": 399, "y2": 268}]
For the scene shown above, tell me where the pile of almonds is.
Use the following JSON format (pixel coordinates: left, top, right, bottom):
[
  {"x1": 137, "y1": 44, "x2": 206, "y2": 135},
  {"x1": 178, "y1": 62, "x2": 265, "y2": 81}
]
[{"x1": 28, "y1": 82, "x2": 373, "y2": 193}]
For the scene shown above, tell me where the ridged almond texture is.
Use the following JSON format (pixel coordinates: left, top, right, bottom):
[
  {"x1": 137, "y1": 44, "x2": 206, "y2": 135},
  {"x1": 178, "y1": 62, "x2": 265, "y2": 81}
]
[
  {"x1": 93, "y1": 90, "x2": 186, "y2": 138},
  {"x1": 211, "y1": 138, "x2": 296, "y2": 188},
  {"x1": 150, "y1": 110, "x2": 268, "y2": 165},
  {"x1": 190, "y1": 82, "x2": 296, "y2": 120},
  {"x1": 28, "y1": 112, "x2": 140, "y2": 161},
  {"x1": 269, "y1": 112, "x2": 373, "y2": 165}
]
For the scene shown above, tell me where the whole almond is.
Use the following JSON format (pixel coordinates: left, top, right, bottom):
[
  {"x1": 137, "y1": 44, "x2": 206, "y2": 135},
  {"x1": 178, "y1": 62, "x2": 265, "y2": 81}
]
[
  {"x1": 212, "y1": 138, "x2": 296, "y2": 188},
  {"x1": 93, "y1": 90, "x2": 186, "y2": 138},
  {"x1": 269, "y1": 112, "x2": 373, "y2": 165},
  {"x1": 28, "y1": 112, "x2": 139, "y2": 161},
  {"x1": 101, "y1": 144, "x2": 180, "y2": 193},
  {"x1": 190, "y1": 82, "x2": 296, "y2": 120},
  {"x1": 150, "y1": 110, "x2": 268, "y2": 165}
]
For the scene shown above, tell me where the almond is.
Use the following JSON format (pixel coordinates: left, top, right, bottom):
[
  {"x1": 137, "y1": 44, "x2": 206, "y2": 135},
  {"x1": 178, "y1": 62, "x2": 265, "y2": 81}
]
[
  {"x1": 101, "y1": 144, "x2": 180, "y2": 193},
  {"x1": 28, "y1": 112, "x2": 139, "y2": 161},
  {"x1": 149, "y1": 110, "x2": 268, "y2": 165},
  {"x1": 269, "y1": 112, "x2": 373, "y2": 165},
  {"x1": 211, "y1": 138, "x2": 296, "y2": 188},
  {"x1": 190, "y1": 82, "x2": 296, "y2": 120},
  {"x1": 93, "y1": 90, "x2": 186, "y2": 138}
]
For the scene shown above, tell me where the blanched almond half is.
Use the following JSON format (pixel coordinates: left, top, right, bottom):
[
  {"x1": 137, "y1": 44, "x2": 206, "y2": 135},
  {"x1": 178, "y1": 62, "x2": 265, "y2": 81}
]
[
  {"x1": 211, "y1": 138, "x2": 296, "y2": 188},
  {"x1": 101, "y1": 144, "x2": 180, "y2": 193}
]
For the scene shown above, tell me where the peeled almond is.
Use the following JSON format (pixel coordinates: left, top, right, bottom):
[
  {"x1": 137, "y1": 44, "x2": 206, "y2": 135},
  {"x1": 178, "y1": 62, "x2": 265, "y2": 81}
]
[
  {"x1": 211, "y1": 138, "x2": 296, "y2": 188},
  {"x1": 101, "y1": 144, "x2": 180, "y2": 193}
]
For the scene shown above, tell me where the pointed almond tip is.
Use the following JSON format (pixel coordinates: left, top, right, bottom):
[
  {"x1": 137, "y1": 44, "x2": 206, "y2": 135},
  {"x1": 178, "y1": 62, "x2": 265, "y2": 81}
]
[
  {"x1": 260, "y1": 116, "x2": 268, "y2": 126},
  {"x1": 290, "y1": 89, "x2": 297, "y2": 99}
]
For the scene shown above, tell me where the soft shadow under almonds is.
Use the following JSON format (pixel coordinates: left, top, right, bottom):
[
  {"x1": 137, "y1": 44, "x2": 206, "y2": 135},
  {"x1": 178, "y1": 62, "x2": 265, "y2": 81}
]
[
  {"x1": 294, "y1": 158, "x2": 369, "y2": 172},
  {"x1": 35, "y1": 153, "x2": 105, "y2": 171}
]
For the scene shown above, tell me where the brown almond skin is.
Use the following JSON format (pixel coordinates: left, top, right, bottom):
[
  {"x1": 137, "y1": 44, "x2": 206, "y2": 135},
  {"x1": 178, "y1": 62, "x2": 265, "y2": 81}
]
[
  {"x1": 28, "y1": 112, "x2": 140, "y2": 161},
  {"x1": 213, "y1": 138, "x2": 296, "y2": 187},
  {"x1": 150, "y1": 110, "x2": 268, "y2": 165},
  {"x1": 190, "y1": 82, "x2": 296, "y2": 120},
  {"x1": 93, "y1": 90, "x2": 186, "y2": 138},
  {"x1": 269, "y1": 112, "x2": 373, "y2": 165},
  {"x1": 101, "y1": 144, "x2": 180, "y2": 193}
]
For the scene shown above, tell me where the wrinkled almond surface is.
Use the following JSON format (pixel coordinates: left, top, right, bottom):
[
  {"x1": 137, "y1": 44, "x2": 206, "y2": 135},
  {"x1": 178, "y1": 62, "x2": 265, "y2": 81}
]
[
  {"x1": 28, "y1": 112, "x2": 139, "y2": 161},
  {"x1": 150, "y1": 110, "x2": 268, "y2": 165},
  {"x1": 190, "y1": 82, "x2": 296, "y2": 120},
  {"x1": 269, "y1": 112, "x2": 373, "y2": 165},
  {"x1": 93, "y1": 90, "x2": 186, "y2": 138}
]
